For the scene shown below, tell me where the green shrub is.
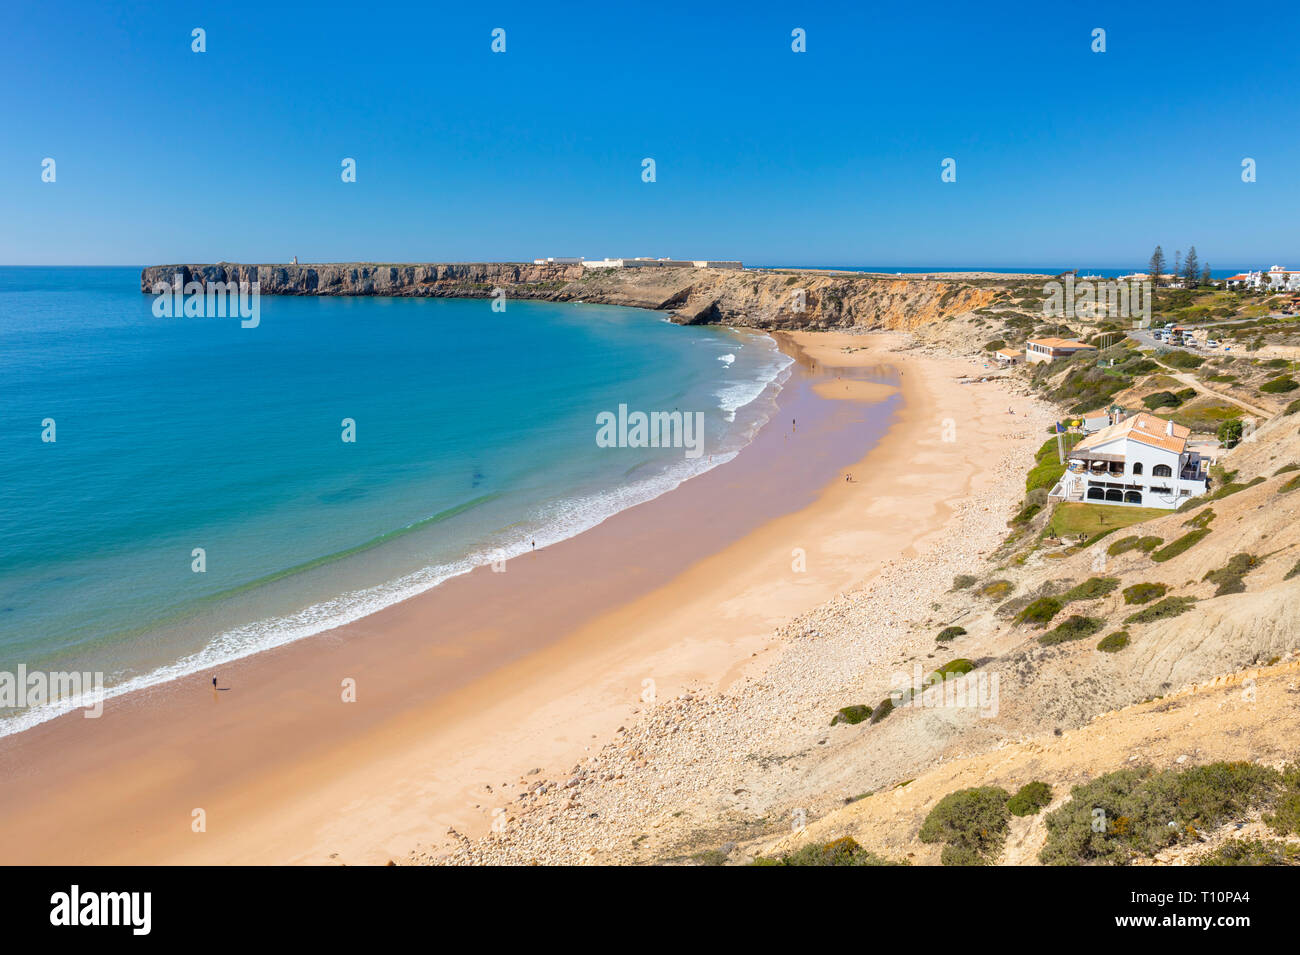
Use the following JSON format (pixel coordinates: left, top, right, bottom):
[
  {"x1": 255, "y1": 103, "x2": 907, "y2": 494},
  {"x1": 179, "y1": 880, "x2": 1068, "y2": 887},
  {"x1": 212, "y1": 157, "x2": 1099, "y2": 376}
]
[
  {"x1": 979, "y1": 579, "x2": 1013, "y2": 599},
  {"x1": 830, "y1": 704, "x2": 873, "y2": 726},
  {"x1": 1125, "y1": 596, "x2": 1198, "y2": 624},
  {"x1": 1151, "y1": 529, "x2": 1211, "y2": 562},
  {"x1": 1007, "y1": 781, "x2": 1053, "y2": 817},
  {"x1": 1260, "y1": 375, "x2": 1299, "y2": 393},
  {"x1": 1122, "y1": 582, "x2": 1167, "y2": 605},
  {"x1": 1017, "y1": 596, "x2": 1063, "y2": 626},
  {"x1": 1284, "y1": 399, "x2": 1300, "y2": 416},
  {"x1": 1163, "y1": 351, "x2": 1205, "y2": 369},
  {"x1": 1281, "y1": 474, "x2": 1300, "y2": 494},
  {"x1": 1217, "y1": 419, "x2": 1244, "y2": 448},
  {"x1": 1038, "y1": 615, "x2": 1105, "y2": 646},
  {"x1": 1097, "y1": 630, "x2": 1131, "y2": 652},
  {"x1": 1202, "y1": 839, "x2": 1300, "y2": 866},
  {"x1": 1040, "y1": 763, "x2": 1280, "y2": 865},
  {"x1": 934, "y1": 658, "x2": 975, "y2": 678},
  {"x1": 1061, "y1": 576, "x2": 1120, "y2": 602},
  {"x1": 1285, "y1": 559, "x2": 1300, "y2": 581},
  {"x1": 983, "y1": 339, "x2": 1006, "y2": 352},
  {"x1": 753, "y1": 836, "x2": 909, "y2": 866},
  {"x1": 1203, "y1": 553, "x2": 1262, "y2": 596},
  {"x1": 1142, "y1": 391, "x2": 1180, "y2": 410},
  {"x1": 870, "y1": 697, "x2": 895, "y2": 724},
  {"x1": 1108, "y1": 535, "x2": 1163, "y2": 557},
  {"x1": 952, "y1": 574, "x2": 978, "y2": 590},
  {"x1": 1274, "y1": 463, "x2": 1300, "y2": 476},
  {"x1": 936, "y1": 626, "x2": 967, "y2": 642},
  {"x1": 919, "y1": 787, "x2": 1011, "y2": 865}
]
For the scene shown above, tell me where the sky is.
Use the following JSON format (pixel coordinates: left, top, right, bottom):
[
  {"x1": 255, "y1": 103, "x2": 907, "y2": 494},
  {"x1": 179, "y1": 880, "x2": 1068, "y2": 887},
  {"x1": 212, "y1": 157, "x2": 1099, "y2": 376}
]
[{"x1": 1, "y1": 0, "x2": 1296, "y2": 269}]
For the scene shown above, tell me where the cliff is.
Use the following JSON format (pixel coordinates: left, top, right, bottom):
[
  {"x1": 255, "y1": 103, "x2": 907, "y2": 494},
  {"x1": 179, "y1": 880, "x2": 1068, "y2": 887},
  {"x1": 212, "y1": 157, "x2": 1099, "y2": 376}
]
[{"x1": 140, "y1": 262, "x2": 1006, "y2": 331}]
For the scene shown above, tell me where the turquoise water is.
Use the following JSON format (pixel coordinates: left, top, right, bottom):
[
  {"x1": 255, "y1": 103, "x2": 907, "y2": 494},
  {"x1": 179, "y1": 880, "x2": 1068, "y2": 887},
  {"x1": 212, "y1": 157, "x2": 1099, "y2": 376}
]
[{"x1": 0, "y1": 267, "x2": 791, "y2": 732}]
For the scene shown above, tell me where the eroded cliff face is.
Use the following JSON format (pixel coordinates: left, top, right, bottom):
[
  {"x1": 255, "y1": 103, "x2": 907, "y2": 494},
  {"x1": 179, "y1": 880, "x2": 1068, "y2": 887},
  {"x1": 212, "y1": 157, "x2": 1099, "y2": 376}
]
[{"x1": 140, "y1": 263, "x2": 1002, "y2": 331}]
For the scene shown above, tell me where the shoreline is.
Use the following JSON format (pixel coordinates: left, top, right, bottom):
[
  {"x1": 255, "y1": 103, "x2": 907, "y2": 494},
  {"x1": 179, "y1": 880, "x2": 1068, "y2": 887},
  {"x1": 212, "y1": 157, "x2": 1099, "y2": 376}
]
[{"x1": 0, "y1": 329, "x2": 1040, "y2": 865}]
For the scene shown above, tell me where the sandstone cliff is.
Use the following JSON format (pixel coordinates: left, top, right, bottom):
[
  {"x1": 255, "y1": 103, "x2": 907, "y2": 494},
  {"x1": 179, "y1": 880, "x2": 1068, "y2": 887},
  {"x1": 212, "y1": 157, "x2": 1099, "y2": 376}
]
[{"x1": 140, "y1": 262, "x2": 1006, "y2": 332}]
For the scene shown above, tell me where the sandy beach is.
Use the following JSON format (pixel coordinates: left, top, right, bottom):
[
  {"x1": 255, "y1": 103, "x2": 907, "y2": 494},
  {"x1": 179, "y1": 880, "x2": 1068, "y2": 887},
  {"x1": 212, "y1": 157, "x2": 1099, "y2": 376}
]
[{"x1": 0, "y1": 330, "x2": 1040, "y2": 865}]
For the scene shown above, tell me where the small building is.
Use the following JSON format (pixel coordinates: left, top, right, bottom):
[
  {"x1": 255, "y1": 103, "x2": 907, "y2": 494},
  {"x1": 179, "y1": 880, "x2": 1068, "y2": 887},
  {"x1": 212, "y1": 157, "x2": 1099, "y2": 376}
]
[
  {"x1": 533, "y1": 257, "x2": 584, "y2": 265},
  {"x1": 1051, "y1": 412, "x2": 1208, "y2": 509},
  {"x1": 994, "y1": 347, "x2": 1023, "y2": 365},
  {"x1": 691, "y1": 260, "x2": 743, "y2": 270},
  {"x1": 1024, "y1": 337, "x2": 1098, "y2": 364}
]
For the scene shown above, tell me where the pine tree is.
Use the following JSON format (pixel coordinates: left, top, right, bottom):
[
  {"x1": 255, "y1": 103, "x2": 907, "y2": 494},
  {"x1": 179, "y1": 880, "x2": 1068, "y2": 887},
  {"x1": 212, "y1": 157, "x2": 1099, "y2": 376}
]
[
  {"x1": 1148, "y1": 245, "x2": 1166, "y2": 307},
  {"x1": 1184, "y1": 246, "x2": 1199, "y2": 287},
  {"x1": 1202, "y1": 263, "x2": 1212, "y2": 286}
]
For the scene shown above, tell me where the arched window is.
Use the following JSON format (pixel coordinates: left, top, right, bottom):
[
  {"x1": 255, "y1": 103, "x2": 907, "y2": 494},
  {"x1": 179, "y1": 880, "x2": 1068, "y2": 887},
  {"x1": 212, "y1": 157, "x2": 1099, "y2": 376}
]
[
  {"x1": 1124, "y1": 490, "x2": 1143, "y2": 504},
  {"x1": 1153, "y1": 464, "x2": 1172, "y2": 478},
  {"x1": 1105, "y1": 488, "x2": 1124, "y2": 502},
  {"x1": 1131, "y1": 462, "x2": 1143, "y2": 475},
  {"x1": 1087, "y1": 487, "x2": 1106, "y2": 500}
]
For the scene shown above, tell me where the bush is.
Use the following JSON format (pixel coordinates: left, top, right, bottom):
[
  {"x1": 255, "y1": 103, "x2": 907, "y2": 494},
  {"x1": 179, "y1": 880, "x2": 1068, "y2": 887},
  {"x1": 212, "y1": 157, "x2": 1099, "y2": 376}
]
[
  {"x1": 830, "y1": 704, "x2": 873, "y2": 726},
  {"x1": 1203, "y1": 553, "x2": 1262, "y2": 596},
  {"x1": 1108, "y1": 535, "x2": 1163, "y2": 557},
  {"x1": 1040, "y1": 763, "x2": 1280, "y2": 865},
  {"x1": 1017, "y1": 596, "x2": 1063, "y2": 626},
  {"x1": 1163, "y1": 351, "x2": 1205, "y2": 369},
  {"x1": 753, "y1": 836, "x2": 909, "y2": 866},
  {"x1": 983, "y1": 339, "x2": 1006, "y2": 352},
  {"x1": 1142, "y1": 391, "x2": 1180, "y2": 410},
  {"x1": 936, "y1": 626, "x2": 967, "y2": 642},
  {"x1": 1038, "y1": 615, "x2": 1105, "y2": 646},
  {"x1": 1097, "y1": 630, "x2": 1131, "y2": 652},
  {"x1": 979, "y1": 579, "x2": 1013, "y2": 599},
  {"x1": 1281, "y1": 474, "x2": 1300, "y2": 494},
  {"x1": 1284, "y1": 399, "x2": 1300, "y2": 416},
  {"x1": 1260, "y1": 375, "x2": 1299, "y2": 393},
  {"x1": 952, "y1": 574, "x2": 978, "y2": 590},
  {"x1": 919, "y1": 787, "x2": 1011, "y2": 865},
  {"x1": 1061, "y1": 577, "x2": 1119, "y2": 603},
  {"x1": 1007, "y1": 781, "x2": 1053, "y2": 817},
  {"x1": 1151, "y1": 528, "x2": 1211, "y2": 562},
  {"x1": 1202, "y1": 839, "x2": 1300, "y2": 866},
  {"x1": 870, "y1": 697, "x2": 895, "y2": 724},
  {"x1": 1123, "y1": 582, "x2": 1167, "y2": 605},
  {"x1": 1125, "y1": 596, "x2": 1197, "y2": 624}
]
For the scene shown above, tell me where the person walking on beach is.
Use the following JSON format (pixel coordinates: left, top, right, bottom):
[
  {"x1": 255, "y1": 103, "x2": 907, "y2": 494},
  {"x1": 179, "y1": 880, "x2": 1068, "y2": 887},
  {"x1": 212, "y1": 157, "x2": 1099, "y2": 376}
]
[
  {"x1": 531, "y1": 539, "x2": 535, "y2": 551},
  {"x1": 211, "y1": 675, "x2": 217, "y2": 689}
]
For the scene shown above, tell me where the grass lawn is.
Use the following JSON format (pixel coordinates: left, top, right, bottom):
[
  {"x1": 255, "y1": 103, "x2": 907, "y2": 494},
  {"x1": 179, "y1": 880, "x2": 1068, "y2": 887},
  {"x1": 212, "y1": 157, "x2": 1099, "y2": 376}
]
[
  {"x1": 1170, "y1": 399, "x2": 1243, "y2": 431},
  {"x1": 1046, "y1": 502, "x2": 1167, "y2": 538}
]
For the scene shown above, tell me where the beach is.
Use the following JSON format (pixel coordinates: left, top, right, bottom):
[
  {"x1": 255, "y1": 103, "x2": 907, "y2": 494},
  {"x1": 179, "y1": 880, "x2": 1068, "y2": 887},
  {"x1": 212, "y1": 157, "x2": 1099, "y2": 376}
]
[{"x1": 0, "y1": 330, "x2": 1043, "y2": 865}]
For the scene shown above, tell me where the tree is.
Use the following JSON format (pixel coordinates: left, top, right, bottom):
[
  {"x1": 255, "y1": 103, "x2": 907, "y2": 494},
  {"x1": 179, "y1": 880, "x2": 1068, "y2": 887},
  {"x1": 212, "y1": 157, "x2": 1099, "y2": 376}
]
[
  {"x1": 1184, "y1": 246, "x2": 1199, "y2": 287},
  {"x1": 1174, "y1": 250, "x2": 1182, "y2": 283},
  {"x1": 1202, "y1": 263, "x2": 1212, "y2": 286},
  {"x1": 1217, "y1": 419, "x2": 1244, "y2": 449},
  {"x1": 1148, "y1": 245, "x2": 1166, "y2": 307}
]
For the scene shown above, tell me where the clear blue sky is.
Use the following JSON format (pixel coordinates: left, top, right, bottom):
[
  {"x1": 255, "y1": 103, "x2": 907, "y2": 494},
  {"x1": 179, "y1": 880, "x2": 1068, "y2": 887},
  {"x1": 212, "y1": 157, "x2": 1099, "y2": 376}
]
[{"x1": 2, "y1": 0, "x2": 1296, "y2": 268}]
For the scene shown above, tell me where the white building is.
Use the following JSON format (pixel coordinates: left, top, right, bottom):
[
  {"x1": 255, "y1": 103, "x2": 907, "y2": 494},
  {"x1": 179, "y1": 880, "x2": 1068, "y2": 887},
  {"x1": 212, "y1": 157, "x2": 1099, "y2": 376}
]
[
  {"x1": 580, "y1": 258, "x2": 744, "y2": 270},
  {"x1": 1050, "y1": 412, "x2": 1209, "y2": 509},
  {"x1": 994, "y1": 347, "x2": 1023, "y2": 365},
  {"x1": 533, "y1": 257, "x2": 584, "y2": 265},
  {"x1": 1225, "y1": 266, "x2": 1300, "y2": 291}
]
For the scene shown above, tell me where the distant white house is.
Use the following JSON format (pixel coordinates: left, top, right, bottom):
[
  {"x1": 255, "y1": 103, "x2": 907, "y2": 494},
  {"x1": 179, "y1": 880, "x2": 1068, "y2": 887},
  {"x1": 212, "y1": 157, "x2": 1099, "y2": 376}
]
[
  {"x1": 1024, "y1": 337, "x2": 1098, "y2": 364},
  {"x1": 580, "y1": 258, "x2": 743, "y2": 270},
  {"x1": 1225, "y1": 266, "x2": 1300, "y2": 291},
  {"x1": 1051, "y1": 412, "x2": 1209, "y2": 509},
  {"x1": 994, "y1": 347, "x2": 1023, "y2": 365},
  {"x1": 533, "y1": 257, "x2": 584, "y2": 265}
]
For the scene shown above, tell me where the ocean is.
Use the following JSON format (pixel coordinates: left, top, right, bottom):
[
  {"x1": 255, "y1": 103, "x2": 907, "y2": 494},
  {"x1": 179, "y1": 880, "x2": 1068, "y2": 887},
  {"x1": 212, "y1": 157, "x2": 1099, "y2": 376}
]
[{"x1": 0, "y1": 267, "x2": 792, "y2": 733}]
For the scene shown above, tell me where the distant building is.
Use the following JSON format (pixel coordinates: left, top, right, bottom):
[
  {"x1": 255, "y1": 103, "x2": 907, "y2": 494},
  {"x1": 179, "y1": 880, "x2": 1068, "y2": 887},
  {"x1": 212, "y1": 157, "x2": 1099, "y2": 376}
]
[
  {"x1": 580, "y1": 258, "x2": 743, "y2": 270},
  {"x1": 691, "y1": 260, "x2": 744, "y2": 270},
  {"x1": 993, "y1": 347, "x2": 1023, "y2": 365},
  {"x1": 533, "y1": 257, "x2": 584, "y2": 265},
  {"x1": 1227, "y1": 266, "x2": 1300, "y2": 291},
  {"x1": 1024, "y1": 337, "x2": 1098, "y2": 364},
  {"x1": 1051, "y1": 412, "x2": 1208, "y2": 509}
]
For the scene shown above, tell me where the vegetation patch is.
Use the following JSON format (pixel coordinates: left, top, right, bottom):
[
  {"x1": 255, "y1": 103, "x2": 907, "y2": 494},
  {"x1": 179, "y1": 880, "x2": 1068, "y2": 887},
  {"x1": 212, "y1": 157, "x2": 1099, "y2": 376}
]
[
  {"x1": 1061, "y1": 576, "x2": 1119, "y2": 603},
  {"x1": 1201, "y1": 839, "x2": 1300, "y2": 866},
  {"x1": 1122, "y1": 582, "x2": 1167, "y2": 605},
  {"x1": 1007, "y1": 782, "x2": 1053, "y2": 817},
  {"x1": 951, "y1": 574, "x2": 978, "y2": 590},
  {"x1": 1108, "y1": 535, "x2": 1163, "y2": 557},
  {"x1": 869, "y1": 697, "x2": 895, "y2": 724},
  {"x1": 1125, "y1": 596, "x2": 1197, "y2": 625},
  {"x1": 1285, "y1": 558, "x2": 1300, "y2": 581},
  {"x1": 1097, "y1": 630, "x2": 1131, "y2": 653},
  {"x1": 751, "y1": 836, "x2": 909, "y2": 867},
  {"x1": 1016, "y1": 596, "x2": 1063, "y2": 627},
  {"x1": 1261, "y1": 375, "x2": 1299, "y2": 394},
  {"x1": 936, "y1": 626, "x2": 967, "y2": 642},
  {"x1": 1179, "y1": 477, "x2": 1265, "y2": 510},
  {"x1": 979, "y1": 579, "x2": 1013, "y2": 600},
  {"x1": 1040, "y1": 762, "x2": 1281, "y2": 865},
  {"x1": 830, "y1": 704, "x2": 873, "y2": 726},
  {"x1": 1038, "y1": 615, "x2": 1106, "y2": 646},
  {"x1": 1151, "y1": 528, "x2": 1211, "y2": 562},
  {"x1": 919, "y1": 787, "x2": 1011, "y2": 866},
  {"x1": 1203, "y1": 553, "x2": 1263, "y2": 596},
  {"x1": 1281, "y1": 474, "x2": 1300, "y2": 494},
  {"x1": 1047, "y1": 503, "x2": 1166, "y2": 539}
]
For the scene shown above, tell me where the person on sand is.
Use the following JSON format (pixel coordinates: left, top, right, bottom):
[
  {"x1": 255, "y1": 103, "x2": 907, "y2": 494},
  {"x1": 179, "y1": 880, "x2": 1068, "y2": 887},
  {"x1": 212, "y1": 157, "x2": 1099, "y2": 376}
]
[{"x1": 212, "y1": 676, "x2": 217, "y2": 689}]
